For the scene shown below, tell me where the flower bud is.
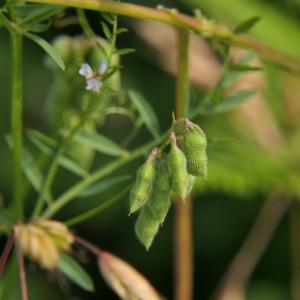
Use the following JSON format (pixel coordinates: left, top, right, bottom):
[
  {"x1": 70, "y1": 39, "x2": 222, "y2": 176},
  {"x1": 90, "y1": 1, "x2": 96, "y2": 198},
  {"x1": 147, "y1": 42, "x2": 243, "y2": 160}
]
[
  {"x1": 98, "y1": 251, "x2": 162, "y2": 300},
  {"x1": 167, "y1": 132, "x2": 189, "y2": 200},
  {"x1": 149, "y1": 159, "x2": 172, "y2": 225},
  {"x1": 15, "y1": 220, "x2": 74, "y2": 269},
  {"x1": 181, "y1": 119, "x2": 207, "y2": 177},
  {"x1": 15, "y1": 224, "x2": 59, "y2": 269},
  {"x1": 134, "y1": 204, "x2": 160, "y2": 250},
  {"x1": 129, "y1": 148, "x2": 158, "y2": 214}
]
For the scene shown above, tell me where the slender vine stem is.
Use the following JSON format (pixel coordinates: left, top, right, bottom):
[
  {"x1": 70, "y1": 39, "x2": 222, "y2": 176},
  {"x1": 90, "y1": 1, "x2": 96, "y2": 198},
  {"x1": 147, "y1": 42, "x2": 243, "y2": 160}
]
[
  {"x1": 65, "y1": 185, "x2": 131, "y2": 226},
  {"x1": 174, "y1": 29, "x2": 193, "y2": 300},
  {"x1": 26, "y1": 0, "x2": 300, "y2": 74},
  {"x1": 11, "y1": 31, "x2": 24, "y2": 220},
  {"x1": 76, "y1": 8, "x2": 94, "y2": 38},
  {"x1": 42, "y1": 134, "x2": 166, "y2": 218}
]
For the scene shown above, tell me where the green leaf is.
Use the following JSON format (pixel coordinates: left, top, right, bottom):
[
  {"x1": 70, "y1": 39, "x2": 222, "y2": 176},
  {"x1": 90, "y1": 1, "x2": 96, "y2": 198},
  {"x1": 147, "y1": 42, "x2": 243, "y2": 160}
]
[
  {"x1": 234, "y1": 16, "x2": 261, "y2": 34},
  {"x1": 101, "y1": 21, "x2": 112, "y2": 40},
  {"x1": 27, "y1": 130, "x2": 88, "y2": 177},
  {"x1": 101, "y1": 12, "x2": 115, "y2": 25},
  {"x1": 78, "y1": 175, "x2": 131, "y2": 197},
  {"x1": 74, "y1": 131, "x2": 129, "y2": 157},
  {"x1": 25, "y1": 32, "x2": 65, "y2": 71},
  {"x1": 230, "y1": 64, "x2": 262, "y2": 72},
  {"x1": 203, "y1": 90, "x2": 255, "y2": 114},
  {"x1": 116, "y1": 28, "x2": 128, "y2": 35},
  {"x1": 14, "y1": 4, "x2": 63, "y2": 25},
  {"x1": 128, "y1": 90, "x2": 160, "y2": 138},
  {"x1": 58, "y1": 253, "x2": 94, "y2": 292},
  {"x1": 0, "y1": 208, "x2": 17, "y2": 226},
  {"x1": 114, "y1": 48, "x2": 135, "y2": 56},
  {"x1": 22, "y1": 147, "x2": 44, "y2": 192}
]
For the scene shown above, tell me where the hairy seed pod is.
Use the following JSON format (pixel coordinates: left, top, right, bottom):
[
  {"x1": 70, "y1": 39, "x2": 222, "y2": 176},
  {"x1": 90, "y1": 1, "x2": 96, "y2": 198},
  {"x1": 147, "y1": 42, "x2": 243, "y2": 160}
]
[
  {"x1": 134, "y1": 204, "x2": 160, "y2": 250},
  {"x1": 149, "y1": 159, "x2": 172, "y2": 225},
  {"x1": 181, "y1": 119, "x2": 208, "y2": 177},
  {"x1": 129, "y1": 148, "x2": 158, "y2": 215},
  {"x1": 167, "y1": 132, "x2": 189, "y2": 200}
]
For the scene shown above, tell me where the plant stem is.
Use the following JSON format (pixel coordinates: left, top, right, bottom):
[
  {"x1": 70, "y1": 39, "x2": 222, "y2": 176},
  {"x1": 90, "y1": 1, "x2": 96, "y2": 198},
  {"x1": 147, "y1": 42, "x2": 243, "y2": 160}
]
[
  {"x1": 289, "y1": 204, "x2": 300, "y2": 300},
  {"x1": 174, "y1": 30, "x2": 193, "y2": 300},
  {"x1": 65, "y1": 186, "x2": 131, "y2": 226},
  {"x1": 75, "y1": 235, "x2": 102, "y2": 256},
  {"x1": 11, "y1": 32, "x2": 24, "y2": 220},
  {"x1": 16, "y1": 238, "x2": 29, "y2": 300},
  {"x1": 214, "y1": 193, "x2": 290, "y2": 300},
  {"x1": 42, "y1": 135, "x2": 165, "y2": 218},
  {"x1": 26, "y1": 0, "x2": 300, "y2": 74},
  {"x1": 0, "y1": 235, "x2": 15, "y2": 274},
  {"x1": 76, "y1": 8, "x2": 94, "y2": 38}
]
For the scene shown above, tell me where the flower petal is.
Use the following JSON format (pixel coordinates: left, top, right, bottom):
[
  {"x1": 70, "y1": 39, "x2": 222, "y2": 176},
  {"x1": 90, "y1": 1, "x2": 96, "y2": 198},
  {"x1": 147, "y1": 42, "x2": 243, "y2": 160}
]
[
  {"x1": 98, "y1": 61, "x2": 108, "y2": 76},
  {"x1": 86, "y1": 78, "x2": 102, "y2": 93},
  {"x1": 79, "y1": 63, "x2": 94, "y2": 79}
]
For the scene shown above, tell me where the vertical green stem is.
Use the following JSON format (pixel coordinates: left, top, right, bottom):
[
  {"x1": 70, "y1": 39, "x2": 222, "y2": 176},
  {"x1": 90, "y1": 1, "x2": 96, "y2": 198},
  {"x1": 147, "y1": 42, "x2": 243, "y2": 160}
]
[
  {"x1": 11, "y1": 32, "x2": 24, "y2": 220},
  {"x1": 174, "y1": 29, "x2": 193, "y2": 300}
]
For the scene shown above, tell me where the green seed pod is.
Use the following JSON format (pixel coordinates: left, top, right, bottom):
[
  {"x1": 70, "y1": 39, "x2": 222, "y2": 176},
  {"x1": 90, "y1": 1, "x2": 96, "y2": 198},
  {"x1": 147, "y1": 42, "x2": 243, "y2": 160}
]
[
  {"x1": 149, "y1": 159, "x2": 172, "y2": 225},
  {"x1": 181, "y1": 119, "x2": 207, "y2": 177},
  {"x1": 134, "y1": 204, "x2": 160, "y2": 250},
  {"x1": 167, "y1": 132, "x2": 189, "y2": 200},
  {"x1": 129, "y1": 148, "x2": 158, "y2": 215}
]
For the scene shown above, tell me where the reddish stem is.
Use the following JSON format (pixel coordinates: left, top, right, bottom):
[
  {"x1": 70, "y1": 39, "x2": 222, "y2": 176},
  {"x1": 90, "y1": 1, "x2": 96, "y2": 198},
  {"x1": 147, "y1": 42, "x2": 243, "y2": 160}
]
[
  {"x1": 0, "y1": 234, "x2": 15, "y2": 275},
  {"x1": 16, "y1": 238, "x2": 29, "y2": 300},
  {"x1": 74, "y1": 235, "x2": 102, "y2": 256}
]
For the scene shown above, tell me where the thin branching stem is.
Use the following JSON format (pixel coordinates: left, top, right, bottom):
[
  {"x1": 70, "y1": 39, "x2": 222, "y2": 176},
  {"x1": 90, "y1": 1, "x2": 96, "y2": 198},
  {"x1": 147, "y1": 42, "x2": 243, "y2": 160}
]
[
  {"x1": 42, "y1": 134, "x2": 166, "y2": 218},
  {"x1": 174, "y1": 29, "x2": 193, "y2": 300},
  {"x1": 65, "y1": 186, "x2": 131, "y2": 226},
  {"x1": 26, "y1": 0, "x2": 300, "y2": 74},
  {"x1": 11, "y1": 31, "x2": 24, "y2": 220}
]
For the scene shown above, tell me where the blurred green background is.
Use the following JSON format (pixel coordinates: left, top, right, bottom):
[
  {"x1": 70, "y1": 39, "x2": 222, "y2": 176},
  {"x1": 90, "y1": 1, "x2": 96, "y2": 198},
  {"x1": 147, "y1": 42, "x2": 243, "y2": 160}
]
[{"x1": 1, "y1": 0, "x2": 300, "y2": 299}]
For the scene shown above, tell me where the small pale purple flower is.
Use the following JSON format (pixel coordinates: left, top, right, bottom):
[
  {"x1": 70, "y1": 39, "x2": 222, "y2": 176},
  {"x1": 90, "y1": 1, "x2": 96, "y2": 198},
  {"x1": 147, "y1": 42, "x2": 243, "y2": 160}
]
[
  {"x1": 86, "y1": 78, "x2": 102, "y2": 93},
  {"x1": 97, "y1": 61, "x2": 108, "y2": 76},
  {"x1": 78, "y1": 63, "x2": 93, "y2": 79}
]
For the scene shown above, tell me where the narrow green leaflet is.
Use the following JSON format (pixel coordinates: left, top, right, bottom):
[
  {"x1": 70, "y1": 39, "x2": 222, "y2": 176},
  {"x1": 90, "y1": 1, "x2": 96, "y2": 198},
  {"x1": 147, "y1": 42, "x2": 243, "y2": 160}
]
[
  {"x1": 78, "y1": 174, "x2": 131, "y2": 197},
  {"x1": 58, "y1": 253, "x2": 94, "y2": 292},
  {"x1": 234, "y1": 16, "x2": 261, "y2": 34},
  {"x1": 22, "y1": 147, "x2": 43, "y2": 192},
  {"x1": 74, "y1": 131, "x2": 129, "y2": 157},
  {"x1": 25, "y1": 32, "x2": 65, "y2": 71},
  {"x1": 202, "y1": 90, "x2": 255, "y2": 114},
  {"x1": 27, "y1": 130, "x2": 88, "y2": 177},
  {"x1": 114, "y1": 48, "x2": 136, "y2": 56},
  {"x1": 128, "y1": 90, "x2": 160, "y2": 138},
  {"x1": 101, "y1": 21, "x2": 112, "y2": 40}
]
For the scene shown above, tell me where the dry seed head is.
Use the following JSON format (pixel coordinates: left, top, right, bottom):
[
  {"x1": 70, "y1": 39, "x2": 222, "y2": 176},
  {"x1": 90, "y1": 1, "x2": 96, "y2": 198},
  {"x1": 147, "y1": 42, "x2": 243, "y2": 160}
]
[
  {"x1": 15, "y1": 224, "x2": 59, "y2": 269},
  {"x1": 34, "y1": 219, "x2": 74, "y2": 251},
  {"x1": 15, "y1": 220, "x2": 74, "y2": 269}
]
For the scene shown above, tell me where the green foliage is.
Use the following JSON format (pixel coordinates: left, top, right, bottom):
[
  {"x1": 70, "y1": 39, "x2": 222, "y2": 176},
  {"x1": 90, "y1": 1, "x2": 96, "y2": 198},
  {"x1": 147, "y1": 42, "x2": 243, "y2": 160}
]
[{"x1": 58, "y1": 253, "x2": 95, "y2": 292}]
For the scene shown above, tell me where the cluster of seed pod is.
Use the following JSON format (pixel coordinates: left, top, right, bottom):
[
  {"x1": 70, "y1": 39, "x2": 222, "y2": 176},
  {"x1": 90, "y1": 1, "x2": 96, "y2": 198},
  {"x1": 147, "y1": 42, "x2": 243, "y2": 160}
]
[
  {"x1": 129, "y1": 118, "x2": 207, "y2": 249},
  {"x1": 15, "y1": 219, "x2": 74, "y2": 269}
]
